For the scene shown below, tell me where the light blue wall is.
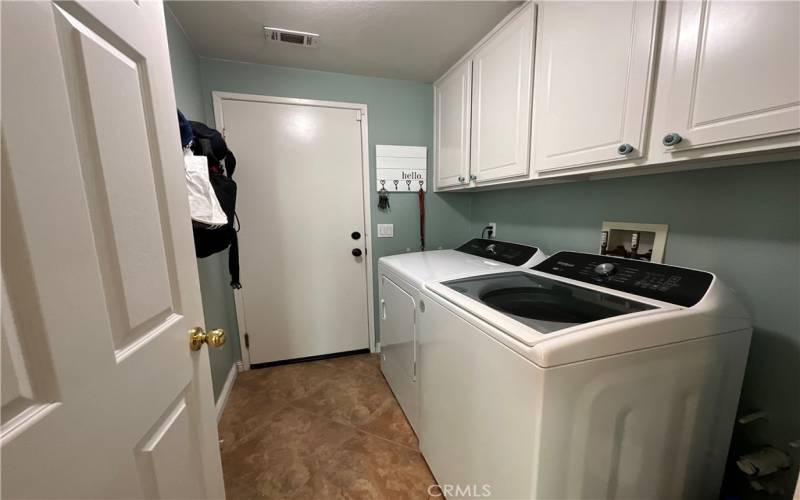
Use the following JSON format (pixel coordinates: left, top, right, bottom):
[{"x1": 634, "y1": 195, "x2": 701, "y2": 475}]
[
  {"x1": 467, "y1": 161, "x2": 800, "y2": 493},
  {"x1": 164, "y1": 8, "x2": 203, "y2": 121},
  {"x1": 197, "y1": 57, "x2": 473, "y2": 341},
  {"x1": 165, "y1": 8, "x2": 241, "y2": 401}
]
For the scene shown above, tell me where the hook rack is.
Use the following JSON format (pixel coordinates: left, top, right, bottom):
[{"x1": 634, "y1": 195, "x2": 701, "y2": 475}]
[{"x1": 375, "y1": 144, "x2": 428, "y2": 193}]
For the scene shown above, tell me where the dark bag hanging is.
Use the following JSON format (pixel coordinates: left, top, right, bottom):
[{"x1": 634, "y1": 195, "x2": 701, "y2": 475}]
[{"x1": 189, "y1": 121, "x2": 242, "y2": 289}]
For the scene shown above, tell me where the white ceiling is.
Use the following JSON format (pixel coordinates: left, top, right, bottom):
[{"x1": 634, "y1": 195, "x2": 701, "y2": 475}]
[{"x1": 167, "y1": 1, "x2": 522, "y2": 82}]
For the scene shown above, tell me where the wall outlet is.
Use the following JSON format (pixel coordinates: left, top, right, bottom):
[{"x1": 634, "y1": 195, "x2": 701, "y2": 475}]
[
  {"x1": 489, "y1": 222, "x2": 497, "y2": 238},
  {"x1": 377, "y1": 224, "x2": 394, "y2": 238}
]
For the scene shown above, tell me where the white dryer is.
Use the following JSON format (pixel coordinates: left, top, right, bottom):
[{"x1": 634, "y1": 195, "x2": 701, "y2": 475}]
[
  {"x1": 420, "y1": 251, "x2": 752, "y2": 500},
  {"x1": 378, "y1": 239, "x2": 546, "y2": 434}
]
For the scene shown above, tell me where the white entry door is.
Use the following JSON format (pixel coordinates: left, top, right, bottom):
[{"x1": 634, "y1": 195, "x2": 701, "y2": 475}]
[
  {"x1": 2, "y1": 2, "x2": 224, "y2": 498},
  {"x1": 214, "y1": 94, "x2": 371, "y2": 365}
]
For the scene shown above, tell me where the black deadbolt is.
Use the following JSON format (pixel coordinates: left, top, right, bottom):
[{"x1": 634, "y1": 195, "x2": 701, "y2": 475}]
[
  {"x1": 351, "y1": 231, "x2": 361, "y2": 240},
  {"x1": 352, "y1": 248, "x2": 363, "y2": 257}
]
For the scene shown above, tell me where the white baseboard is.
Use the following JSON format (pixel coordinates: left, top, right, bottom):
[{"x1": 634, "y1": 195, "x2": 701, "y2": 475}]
[{"x1": 215, "y1": 363, "x2": 238, "y2": 422}]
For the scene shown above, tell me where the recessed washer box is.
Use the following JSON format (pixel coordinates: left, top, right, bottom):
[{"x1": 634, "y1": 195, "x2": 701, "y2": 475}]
[{"x1": 600, "y1": 221, "x2": 669, "y2": 263}]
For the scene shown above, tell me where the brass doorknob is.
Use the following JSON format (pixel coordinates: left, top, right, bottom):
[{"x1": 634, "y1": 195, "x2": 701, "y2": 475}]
[{"x1": 189, "y1": 327, "x2": 226, "y2": 351}]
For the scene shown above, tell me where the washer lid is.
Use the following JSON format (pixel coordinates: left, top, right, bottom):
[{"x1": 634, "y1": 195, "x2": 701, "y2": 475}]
[
  {"x1": 380, "y1": 250, "x2": 510, "y2": 289},
  {"x1": 379, "y1": 239, "x2": 545, "y2": 289},
  {"x1": 443, "y1": 271, "x2": 657, "y2": 334}
]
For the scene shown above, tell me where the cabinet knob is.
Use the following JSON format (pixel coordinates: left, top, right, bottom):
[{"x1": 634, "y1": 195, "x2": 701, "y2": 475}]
[
  {"x1": 663, "y1": 133, "x2": 683, "y2": 147},
  {"x1": 469, "y1": 174, "x2": 477, "y2": 181},
  {"x1": 457, "y1": 176, "x2": 465, "y2": 183},
  {"x1": 617, "y1": 143, "x2": 634, "y2": 155}
]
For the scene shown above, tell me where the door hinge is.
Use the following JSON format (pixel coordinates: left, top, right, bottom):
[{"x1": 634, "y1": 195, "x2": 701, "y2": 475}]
[
  {"x1": 356, "y1": 110, "x2": 364, "y2": 121},
  {"x1": 244, "y1": 333, "x2": 250, "y2": 349},
  {"x1": 413, "y1": 360, "x2": 417, "y2": 379}
]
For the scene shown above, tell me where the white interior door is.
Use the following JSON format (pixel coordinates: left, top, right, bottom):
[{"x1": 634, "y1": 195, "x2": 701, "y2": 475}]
[
  {"x1": 1, "y1": 1, "x2": 224, "y2": 498},
  {"x1": 470, "y1": 5, "x2": 535, "y2": 183},
  {"x1": 216, "y1": 95, "x2": 371, "y2": 365},
  {"x1": 434, "y1": 59, "x2": 472, "y2": 189},
  {"x1": 533, "y1": 1, "x2": 659, "y2": 172},
  {"x1": 661, "y1": 0, "x2": 800, "y2": 151}
]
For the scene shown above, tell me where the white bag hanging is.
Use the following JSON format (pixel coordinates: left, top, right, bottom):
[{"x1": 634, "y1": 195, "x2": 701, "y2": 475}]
[{"x1": 183, "y1": 147, "x2": 227, "y2": 228}]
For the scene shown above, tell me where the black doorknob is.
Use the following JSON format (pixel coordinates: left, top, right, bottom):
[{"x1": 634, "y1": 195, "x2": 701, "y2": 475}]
[
  {"x1": 352, "y1": 248, "x2": 363, "y2": 257},
  {"x1": 351, "y1": 231, "x2": 361, "y2": 240}
]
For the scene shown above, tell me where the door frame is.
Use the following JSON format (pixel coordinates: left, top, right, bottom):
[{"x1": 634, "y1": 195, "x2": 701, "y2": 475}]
[{"x1": 211, "y1": 91, "x2": 376, "y2": 370}]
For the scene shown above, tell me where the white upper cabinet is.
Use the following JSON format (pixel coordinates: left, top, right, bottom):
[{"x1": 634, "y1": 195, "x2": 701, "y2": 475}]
[
  {"x1": 433, "y1": 1, "x2": 798, "y2": 192},
  {"x1": 434, "y1": 59, "x2": 472, "y2": 189},
  {"x1": 470, "y1": 5, "x2": 535, "y2": 183},
  {"x1": 657, "y1": 0, "x2": 800, "y2": 154},
  {"x1": 533, "y1": 1, "x2": 659, "y2": 174}
]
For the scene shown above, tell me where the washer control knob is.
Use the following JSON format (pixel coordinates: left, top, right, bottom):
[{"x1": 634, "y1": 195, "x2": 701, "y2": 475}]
[
  {"x1": 594, "y1": 262, "x2": 616, "y2": 276},
  {"x1": 485, "y1": 243, "x2": 497, "y2": 255}
]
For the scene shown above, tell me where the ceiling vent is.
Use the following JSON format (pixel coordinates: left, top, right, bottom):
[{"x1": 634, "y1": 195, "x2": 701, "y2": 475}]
[{"x1": 264, "y1": 27, "x2": 320, "y2": 48}]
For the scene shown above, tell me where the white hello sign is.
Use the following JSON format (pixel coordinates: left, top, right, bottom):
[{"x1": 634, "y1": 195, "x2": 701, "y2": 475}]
[{"x1": 376, "y1": 145, "x2": 427, "y2": 192}]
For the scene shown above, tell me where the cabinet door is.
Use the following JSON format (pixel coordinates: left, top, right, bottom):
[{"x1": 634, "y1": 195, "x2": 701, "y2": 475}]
[
  {"x1": 533, "y1": 1, "x2": 659, "y2": 173},
  {"x1": 470, "y1": 5, "x2": 535, "y2": 183},
  {"x1": 434, "y1": 59, "x2": 471, "y2": 189},
  {"x1": 661, "y1": 1, "x2": 800, "y2": 152}
]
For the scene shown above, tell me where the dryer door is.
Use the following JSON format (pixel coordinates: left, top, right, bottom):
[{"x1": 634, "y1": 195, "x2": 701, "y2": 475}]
[
  {"x1": 380, "y1": 276, "x2": 416, "y2": 381},
  {"x1": 379, "y1": 275, "x2": 419, "y2": 431}
]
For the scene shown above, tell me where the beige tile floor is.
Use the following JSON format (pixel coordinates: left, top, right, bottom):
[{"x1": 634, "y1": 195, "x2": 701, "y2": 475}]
[{"x1": 218, "y1": 353, "x2": 439, "y2": 499}]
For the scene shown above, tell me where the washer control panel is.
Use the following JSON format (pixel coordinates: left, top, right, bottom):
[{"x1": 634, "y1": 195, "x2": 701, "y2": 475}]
[
  {"x1": 533, "y1": 252, "x2": 714, "y2": 307},
  {"x1": 456, "y1": 239, "x2": 539, "y2": 266}
]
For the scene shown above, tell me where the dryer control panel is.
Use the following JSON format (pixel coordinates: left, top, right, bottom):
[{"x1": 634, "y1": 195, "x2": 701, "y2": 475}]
[
  {"x1": 533, "y1": 252, "x2": 713, "y2": 307},
  {"x1": 456, "y1": 239, "x2": 539, "y2": 266}
]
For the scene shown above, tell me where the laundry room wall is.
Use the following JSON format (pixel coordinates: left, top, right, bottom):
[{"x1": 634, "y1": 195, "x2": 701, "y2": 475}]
[
  {"x1": 196, "y1": 57, "x2": 473, "y2": 343},
  {"x1": 165, "y1": 6, "x2": 242, "y2": 402},
  {"x1": 467, "y1": 160, "x2": 800, "y2": 496}
]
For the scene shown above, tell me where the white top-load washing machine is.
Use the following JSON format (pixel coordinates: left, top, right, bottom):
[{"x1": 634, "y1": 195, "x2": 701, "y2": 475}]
[
  {"x1": 378, "y1": 239, "x2": 547, "y2": 434},
  {"x1": 419, "y1": 251, "x2": 752, "y2": 500}
]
